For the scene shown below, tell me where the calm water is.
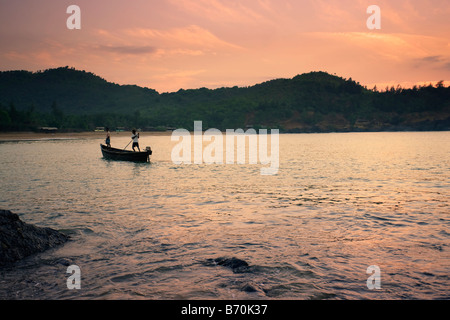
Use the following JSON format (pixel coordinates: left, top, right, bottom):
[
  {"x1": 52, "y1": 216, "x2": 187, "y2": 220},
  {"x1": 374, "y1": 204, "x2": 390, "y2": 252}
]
[{"x1": 0, "y1": 132, "x2": 449, "y2": 300}]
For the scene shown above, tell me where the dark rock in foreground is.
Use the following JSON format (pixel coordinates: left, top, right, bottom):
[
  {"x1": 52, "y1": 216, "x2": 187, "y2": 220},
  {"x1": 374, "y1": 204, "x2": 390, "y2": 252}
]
[
  {"x1": 202, "y1": 257, "x2": 251, "y2": 273},
  {"x1": 0, "y1": 209, "x2": 69, "y2": 266}
]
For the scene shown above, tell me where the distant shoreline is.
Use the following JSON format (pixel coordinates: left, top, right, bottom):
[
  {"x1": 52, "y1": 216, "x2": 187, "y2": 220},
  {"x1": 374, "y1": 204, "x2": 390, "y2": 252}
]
[
  {"x1": 1, "y1": 129, "x2": 449, "y2": 143},
  {"x1": 0, "y1": 131, "x2": 172, "y2": 142}
]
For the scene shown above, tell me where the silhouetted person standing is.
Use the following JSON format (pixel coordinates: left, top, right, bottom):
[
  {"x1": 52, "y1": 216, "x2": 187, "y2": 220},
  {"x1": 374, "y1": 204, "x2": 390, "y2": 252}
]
[
  {"x1": 105, "y1": 127, "x2": 111, "y2": 148},
  {"x1": 131, "y1": 129, "x2": 140, "y2": 151}
]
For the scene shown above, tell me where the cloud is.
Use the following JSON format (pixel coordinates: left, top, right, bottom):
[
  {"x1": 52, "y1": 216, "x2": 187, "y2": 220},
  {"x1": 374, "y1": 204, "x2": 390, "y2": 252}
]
[
  {"x1": 414, "y1": 55, "x2": 450, "y2": 70},
  {"x1": 307, "y1": 32, "x2": 449, "y2": 62},
  {"x1": 97, "y1": 45, "x2": 158, "y2": 55},
  {"x1": 417, "y1": 55, "x2": 443, "y2": 63},
  {"x1": 124, "y1": 25, "x2": 241, "y2": 50},
  {"x1": 88, "y1": 25, "x2": 241, "y2": 62},
  {"x1": 167, "y1": 0, "x2": 267, "y2": 25}
]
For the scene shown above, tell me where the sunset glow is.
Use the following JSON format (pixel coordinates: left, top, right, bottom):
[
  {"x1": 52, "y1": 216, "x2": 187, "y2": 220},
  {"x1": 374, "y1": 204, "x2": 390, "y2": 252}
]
[{"x1": 0, "y1": 0, "x2": 449, "y2": 92}]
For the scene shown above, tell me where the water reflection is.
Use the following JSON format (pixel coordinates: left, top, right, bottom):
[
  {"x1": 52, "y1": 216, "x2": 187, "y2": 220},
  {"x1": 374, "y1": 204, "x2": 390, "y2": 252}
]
[{"x1": 0, "y1": 132, "x2": 448, "y2": 299}]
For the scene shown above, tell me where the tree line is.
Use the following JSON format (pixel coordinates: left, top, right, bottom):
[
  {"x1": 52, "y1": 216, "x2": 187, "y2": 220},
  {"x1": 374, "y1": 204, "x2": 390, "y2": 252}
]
[{"x1": 0, "y1": 67, "x2": 449, "y2": 132}]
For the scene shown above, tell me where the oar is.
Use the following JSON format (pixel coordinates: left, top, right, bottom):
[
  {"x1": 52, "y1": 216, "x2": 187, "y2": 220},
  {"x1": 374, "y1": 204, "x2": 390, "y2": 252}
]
[{"x1": 123, "y1": 139, "x2": 132, "y2": 150}]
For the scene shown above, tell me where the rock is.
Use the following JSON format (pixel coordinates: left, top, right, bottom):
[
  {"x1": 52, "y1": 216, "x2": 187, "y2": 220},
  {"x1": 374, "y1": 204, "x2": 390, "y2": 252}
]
[
  {"x1": 0, "y1": 209, "x2": 69, "y2": 266},
  {"x1": 202, "y1": 257, "x2": 251, "y2": 273},
  {"x1": 240, "y1": 283, "x2": 258, "y2": 293}
]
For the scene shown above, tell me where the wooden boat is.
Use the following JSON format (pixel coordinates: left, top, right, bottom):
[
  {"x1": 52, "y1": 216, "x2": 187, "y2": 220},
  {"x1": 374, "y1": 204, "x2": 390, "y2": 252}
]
[{"x1": 100, "y1": 144, "x2": 152, "y2": 162}]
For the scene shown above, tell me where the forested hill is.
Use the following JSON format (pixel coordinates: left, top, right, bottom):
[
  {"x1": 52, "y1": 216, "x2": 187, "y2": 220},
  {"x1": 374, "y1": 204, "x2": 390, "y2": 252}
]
[{"x1": 1, "y1": 67, "x2": 449, "y2": 132}]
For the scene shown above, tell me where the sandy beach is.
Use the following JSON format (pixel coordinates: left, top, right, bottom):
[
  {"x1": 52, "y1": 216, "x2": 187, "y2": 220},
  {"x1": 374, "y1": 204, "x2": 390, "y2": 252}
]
[{"x1": 0, "y1": 131, "x2": 172, "y2": 142}]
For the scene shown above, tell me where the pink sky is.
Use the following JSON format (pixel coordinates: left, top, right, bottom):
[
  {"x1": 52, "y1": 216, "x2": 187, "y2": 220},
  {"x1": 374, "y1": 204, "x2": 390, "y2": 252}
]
[{"x1": 0, "y1": 0, "x2": 449, "y2": 92}]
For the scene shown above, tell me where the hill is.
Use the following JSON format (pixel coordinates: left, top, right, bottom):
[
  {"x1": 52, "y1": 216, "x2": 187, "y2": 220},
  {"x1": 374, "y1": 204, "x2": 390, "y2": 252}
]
[{"x1": 0, "y1": 67, "x2": 449, "y2": 132}]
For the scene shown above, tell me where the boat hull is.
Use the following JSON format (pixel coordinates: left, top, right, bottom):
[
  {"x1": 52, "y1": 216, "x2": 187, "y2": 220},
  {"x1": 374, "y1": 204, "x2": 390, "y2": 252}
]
[{"x1": 100, "y1": 144, "x2": 151, "y2": 162}]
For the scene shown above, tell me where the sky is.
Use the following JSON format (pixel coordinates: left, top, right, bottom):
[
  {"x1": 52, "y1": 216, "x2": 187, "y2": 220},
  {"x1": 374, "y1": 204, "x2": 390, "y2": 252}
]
[{"x1": 0, "y1": 0, "x2": 449, "y2": 93}]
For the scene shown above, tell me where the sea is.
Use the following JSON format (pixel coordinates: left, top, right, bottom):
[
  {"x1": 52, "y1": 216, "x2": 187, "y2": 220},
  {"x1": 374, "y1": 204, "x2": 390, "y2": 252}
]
[{"x1": 0, "y1": 131, "x2": 448, "y2": 300}]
